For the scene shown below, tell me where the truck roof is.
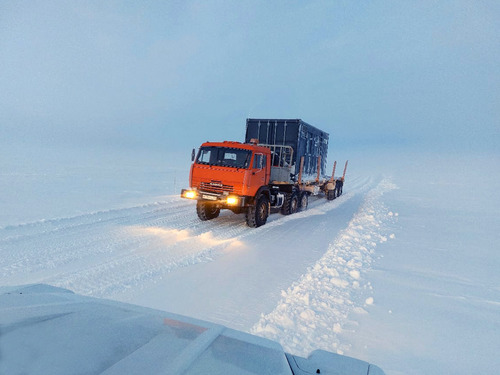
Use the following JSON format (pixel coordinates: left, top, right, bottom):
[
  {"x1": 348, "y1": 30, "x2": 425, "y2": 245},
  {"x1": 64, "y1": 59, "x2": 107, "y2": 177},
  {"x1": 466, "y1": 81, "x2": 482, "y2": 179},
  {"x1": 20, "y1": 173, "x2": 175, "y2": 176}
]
[{"x1": 200, "y1": 140, "x2": 271, "y2": 154}]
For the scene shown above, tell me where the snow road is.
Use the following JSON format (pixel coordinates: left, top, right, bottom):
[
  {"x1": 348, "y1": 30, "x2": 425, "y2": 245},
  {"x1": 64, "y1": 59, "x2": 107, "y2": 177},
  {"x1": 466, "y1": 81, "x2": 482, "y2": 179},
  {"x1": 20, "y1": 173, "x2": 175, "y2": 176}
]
[
  {"x1": 2, "y1": 153, "x2": 499, "y2": 375},
  {"x1": 0, "y1": 174, "x2": 396, "y2": 359}
]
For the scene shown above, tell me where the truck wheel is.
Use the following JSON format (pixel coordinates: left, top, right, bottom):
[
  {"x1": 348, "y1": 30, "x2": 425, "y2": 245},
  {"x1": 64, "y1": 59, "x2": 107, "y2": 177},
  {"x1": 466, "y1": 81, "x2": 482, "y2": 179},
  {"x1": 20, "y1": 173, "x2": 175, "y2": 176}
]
[
  {"x1": 246, "y1": 195, "x2": 269, "y2": 228},
  {"x1": 336, "y1": 180, "x2": 343, "y2": 196},
  {"x1": 299, "y1": 192, "x2": 308, "y2": 211},
  {"x1": 196, "y1": 201, "x2": 220, "y2": 221},
  {"x1": 327, "y1": 189, "x2": 336, "y2": 200},
  {"x1": 281, "y1": 192, "x2": 299, "y2": 215}
]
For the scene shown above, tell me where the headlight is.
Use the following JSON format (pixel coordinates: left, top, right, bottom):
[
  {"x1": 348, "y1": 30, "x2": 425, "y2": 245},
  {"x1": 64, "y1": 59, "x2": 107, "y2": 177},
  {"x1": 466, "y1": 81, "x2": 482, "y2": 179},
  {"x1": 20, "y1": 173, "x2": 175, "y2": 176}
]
[
  {"x1": 226, "y1": 196, "x2": 239, "y2": 205},
  {"x1": 184, "y1": 190, "x2": 197, "y2": 199}
]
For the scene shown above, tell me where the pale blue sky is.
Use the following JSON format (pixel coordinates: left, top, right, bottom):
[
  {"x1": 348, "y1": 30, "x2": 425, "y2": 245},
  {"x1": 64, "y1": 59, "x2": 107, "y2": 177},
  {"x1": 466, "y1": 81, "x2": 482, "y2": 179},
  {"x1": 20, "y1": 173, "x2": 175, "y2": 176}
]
[{"x1": 1, "y1": 1, "x2": 498, "y2": 154}]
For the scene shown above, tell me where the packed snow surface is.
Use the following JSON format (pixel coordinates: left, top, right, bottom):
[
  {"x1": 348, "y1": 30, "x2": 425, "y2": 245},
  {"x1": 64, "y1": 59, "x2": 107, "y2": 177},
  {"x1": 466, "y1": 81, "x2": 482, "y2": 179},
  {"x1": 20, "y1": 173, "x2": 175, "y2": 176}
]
[{"x1": 0, "y1": 150, "x2": 499, "y2": 375}]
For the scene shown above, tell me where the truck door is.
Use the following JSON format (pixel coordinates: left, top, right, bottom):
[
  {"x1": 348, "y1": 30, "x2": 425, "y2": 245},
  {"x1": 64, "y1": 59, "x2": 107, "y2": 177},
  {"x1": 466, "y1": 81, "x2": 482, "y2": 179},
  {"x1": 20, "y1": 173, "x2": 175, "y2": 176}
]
[{"x1": 248, "y1": 153, "x2": 267, "y2": 194}]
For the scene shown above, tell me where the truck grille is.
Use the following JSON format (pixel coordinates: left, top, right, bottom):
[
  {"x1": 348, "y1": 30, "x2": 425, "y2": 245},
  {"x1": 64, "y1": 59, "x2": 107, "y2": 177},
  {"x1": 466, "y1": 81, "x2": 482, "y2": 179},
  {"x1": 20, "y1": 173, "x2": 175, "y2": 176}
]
[{"x1": 200, "y1": 180, "x2": 234, "y2": 194}]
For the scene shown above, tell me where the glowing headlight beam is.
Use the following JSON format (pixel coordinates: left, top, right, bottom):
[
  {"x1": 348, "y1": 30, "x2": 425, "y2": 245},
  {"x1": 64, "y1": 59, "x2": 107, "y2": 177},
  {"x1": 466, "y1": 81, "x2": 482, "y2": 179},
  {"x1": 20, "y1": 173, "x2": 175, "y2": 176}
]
[
  {"x1": 226, "y1": 196, "x2": 238, "y2": 205},
  {"x1": 184, "y1": 190, "x2": 197, "y2": 199}
]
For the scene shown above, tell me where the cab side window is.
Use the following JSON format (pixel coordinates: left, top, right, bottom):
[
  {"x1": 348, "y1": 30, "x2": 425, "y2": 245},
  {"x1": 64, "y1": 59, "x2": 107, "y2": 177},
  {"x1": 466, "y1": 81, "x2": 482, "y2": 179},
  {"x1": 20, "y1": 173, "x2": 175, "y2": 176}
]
[
  {"x1": 253, "y1": 154, "x2": 262, "y2": 169},
  {"x1": 253, "y1": 154, "x2": 267, "y2": 169}
]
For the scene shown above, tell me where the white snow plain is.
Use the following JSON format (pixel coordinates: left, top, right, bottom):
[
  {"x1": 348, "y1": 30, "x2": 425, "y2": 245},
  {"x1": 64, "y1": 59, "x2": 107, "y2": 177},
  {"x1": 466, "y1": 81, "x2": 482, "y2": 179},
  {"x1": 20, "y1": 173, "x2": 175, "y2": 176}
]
[{"x1": 0, "y1": 146, "x2": 499, "y2": 375}]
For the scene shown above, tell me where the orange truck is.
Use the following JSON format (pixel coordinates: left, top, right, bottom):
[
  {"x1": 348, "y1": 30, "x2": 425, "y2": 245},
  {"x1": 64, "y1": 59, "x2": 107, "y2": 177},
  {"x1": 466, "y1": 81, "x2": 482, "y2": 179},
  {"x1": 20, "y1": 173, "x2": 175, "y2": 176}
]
[{"x1": 181, "y1": 119, "x2": 347, "y2": 227}]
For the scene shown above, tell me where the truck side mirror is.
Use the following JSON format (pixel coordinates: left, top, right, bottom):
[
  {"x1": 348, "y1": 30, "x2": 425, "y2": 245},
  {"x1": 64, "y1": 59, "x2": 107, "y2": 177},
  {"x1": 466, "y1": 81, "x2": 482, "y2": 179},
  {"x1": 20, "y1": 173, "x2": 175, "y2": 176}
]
[{"x1": 191, "y1": 148, "x2": 195, "y2": 162}]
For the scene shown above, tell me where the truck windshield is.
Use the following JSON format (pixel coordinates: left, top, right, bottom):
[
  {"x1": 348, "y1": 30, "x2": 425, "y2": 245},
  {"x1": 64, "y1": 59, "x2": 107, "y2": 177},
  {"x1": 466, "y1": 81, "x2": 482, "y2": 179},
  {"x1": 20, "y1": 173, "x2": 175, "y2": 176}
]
[{"x1": 196, "y1": 147, "x2": 252, "y2": 169}]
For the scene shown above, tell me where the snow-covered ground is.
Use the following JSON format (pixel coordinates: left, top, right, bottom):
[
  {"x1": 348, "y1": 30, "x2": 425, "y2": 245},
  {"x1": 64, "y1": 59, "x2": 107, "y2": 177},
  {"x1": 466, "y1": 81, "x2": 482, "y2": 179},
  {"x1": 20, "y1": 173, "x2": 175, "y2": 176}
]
[{"x1": 0, "y1": 146, "x2": 499, "y2": 375}]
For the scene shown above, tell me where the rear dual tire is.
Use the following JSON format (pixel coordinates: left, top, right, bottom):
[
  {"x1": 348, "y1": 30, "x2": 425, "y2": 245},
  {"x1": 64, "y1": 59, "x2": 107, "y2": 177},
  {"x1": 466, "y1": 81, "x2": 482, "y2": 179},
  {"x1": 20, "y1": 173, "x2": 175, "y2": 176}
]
[
  {"x1": 281, "y1": 192, "x2": 299, "y2": 215},
  {"x1": 299, "y1": 192, "x2": 308, "y2": 211},
  {"x1": 336, "y1": 180, "x2": 343, "y2": 197},
  {"x1": 327, "y1": 189, "x2": 336, "y2": 200}
]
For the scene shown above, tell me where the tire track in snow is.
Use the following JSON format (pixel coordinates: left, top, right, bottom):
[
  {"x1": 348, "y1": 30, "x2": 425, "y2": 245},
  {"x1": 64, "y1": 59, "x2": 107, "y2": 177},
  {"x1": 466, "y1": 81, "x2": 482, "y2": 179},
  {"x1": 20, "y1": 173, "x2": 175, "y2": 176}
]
[
  {"x1": 249, "y1": 178, "x2": 399, "y2": 357},
  {"x1": 0, "y1": 199, "x2": 195, "y2": 279},
  {"x1": 0, "y1": 198, "x2": 192, "y2": 240},
  {"x1": 48, "y1": 219, "x2": 250, "y2": 298},
  {"x1": 47, "y1": 189, "x2": 361, "y2": 299},
  {"x1": 0, "y1": 174, "x2": 373, "y2": 300}
]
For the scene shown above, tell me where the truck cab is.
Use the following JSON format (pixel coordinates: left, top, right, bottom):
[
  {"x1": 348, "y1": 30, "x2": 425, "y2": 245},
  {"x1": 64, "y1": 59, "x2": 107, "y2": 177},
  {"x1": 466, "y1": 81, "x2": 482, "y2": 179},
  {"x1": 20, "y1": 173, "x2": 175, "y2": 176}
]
[
  {"x1": 181, "y1": 141, "x2": 274, "y2": 227},
  {"x1": 190, "y1": 141, "x2": 271, "y2": 199}
]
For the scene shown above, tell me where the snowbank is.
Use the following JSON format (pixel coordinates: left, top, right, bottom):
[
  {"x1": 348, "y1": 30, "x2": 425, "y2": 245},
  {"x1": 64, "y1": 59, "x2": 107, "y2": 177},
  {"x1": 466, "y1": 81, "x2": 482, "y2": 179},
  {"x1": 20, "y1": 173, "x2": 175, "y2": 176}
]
[{"x1": 251, "y1": 179, "x2": 398, "y2": 356}]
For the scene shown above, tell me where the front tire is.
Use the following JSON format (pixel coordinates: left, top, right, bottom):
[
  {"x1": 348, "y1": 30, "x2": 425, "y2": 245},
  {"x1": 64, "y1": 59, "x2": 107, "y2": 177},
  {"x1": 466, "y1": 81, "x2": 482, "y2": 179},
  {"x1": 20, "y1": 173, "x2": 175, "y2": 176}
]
[
  {"x1": 196, "y1": 201, "x2": 220, "y2": 221},
  {"x1": 246, "y1": 195, "x2": 269, "y2": 228}
]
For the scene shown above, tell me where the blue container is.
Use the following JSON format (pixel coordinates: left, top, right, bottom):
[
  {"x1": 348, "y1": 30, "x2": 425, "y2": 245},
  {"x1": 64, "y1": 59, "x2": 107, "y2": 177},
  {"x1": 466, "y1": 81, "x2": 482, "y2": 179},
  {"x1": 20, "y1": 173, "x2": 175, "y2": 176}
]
[{"x1": 245, "y1": 118, "x2": 329, "y2": 178}]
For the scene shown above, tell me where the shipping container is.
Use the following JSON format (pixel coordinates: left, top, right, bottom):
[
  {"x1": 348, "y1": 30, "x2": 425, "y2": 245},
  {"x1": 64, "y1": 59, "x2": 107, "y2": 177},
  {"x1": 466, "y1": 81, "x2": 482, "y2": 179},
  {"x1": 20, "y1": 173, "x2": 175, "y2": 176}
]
[{"x1": 245, "y1": 118, "x2": 329, "y2": 178}]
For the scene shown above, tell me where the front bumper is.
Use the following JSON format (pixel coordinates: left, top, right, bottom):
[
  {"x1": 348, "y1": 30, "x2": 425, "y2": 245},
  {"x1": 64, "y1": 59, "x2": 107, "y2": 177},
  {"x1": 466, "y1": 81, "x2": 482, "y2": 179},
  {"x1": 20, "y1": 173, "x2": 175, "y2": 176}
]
[{"x1": 180, "y1": 189, "x2": 249, "y2": 208}]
